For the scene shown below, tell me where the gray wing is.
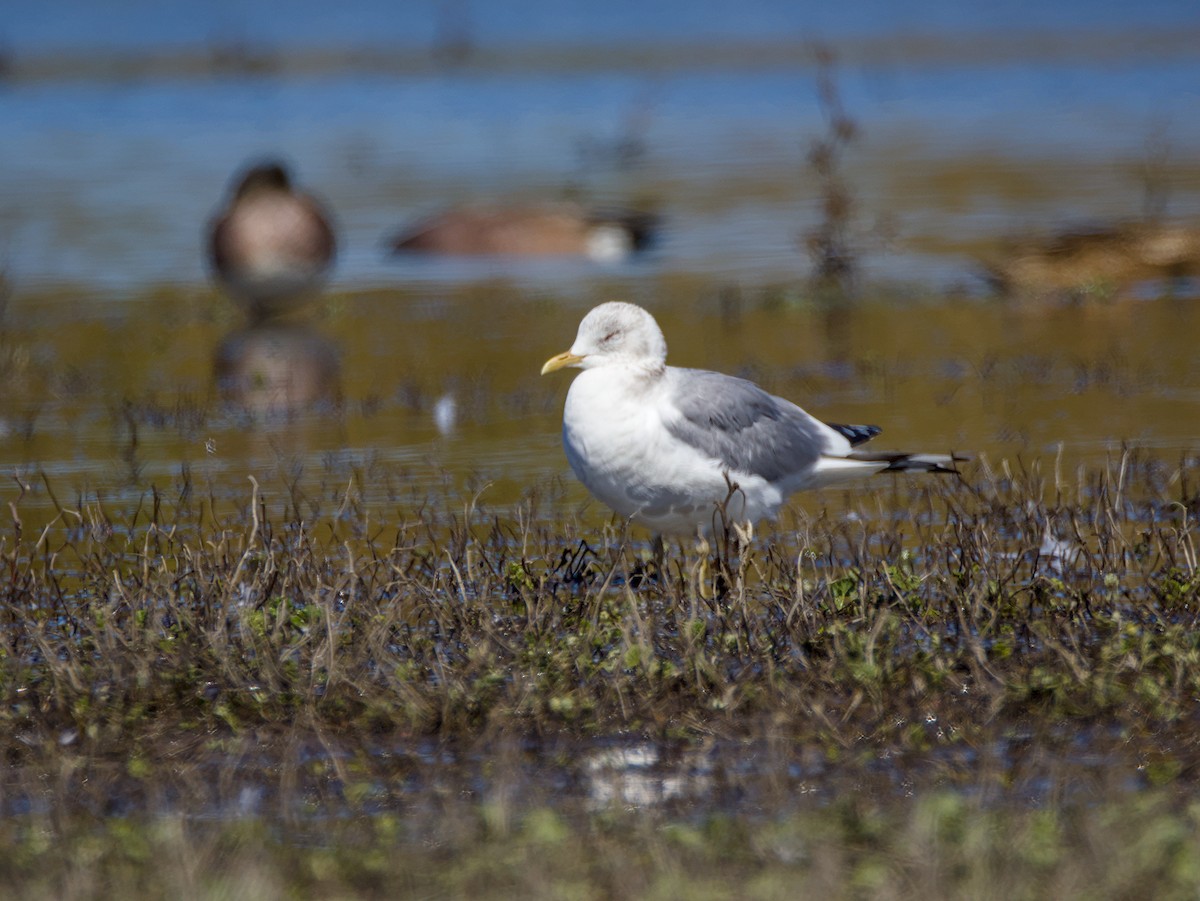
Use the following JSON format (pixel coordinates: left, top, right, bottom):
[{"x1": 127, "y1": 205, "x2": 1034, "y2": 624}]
[{"x1": 662, "y1": 368, "x2": 841, "y2": 483}]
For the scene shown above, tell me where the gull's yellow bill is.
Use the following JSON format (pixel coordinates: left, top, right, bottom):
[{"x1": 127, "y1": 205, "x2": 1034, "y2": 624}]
[{"x1": 540, "y1": 351, "x2": 584, "y2": 375}]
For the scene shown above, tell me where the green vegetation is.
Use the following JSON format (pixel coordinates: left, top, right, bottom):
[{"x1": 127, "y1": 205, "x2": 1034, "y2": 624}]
[
  {"x1": 4, "y1": 451, "x2": 1198, "y2": 746},
  {"x1": 0, "y1": 448, "x2": 1198, "y2": 896}
]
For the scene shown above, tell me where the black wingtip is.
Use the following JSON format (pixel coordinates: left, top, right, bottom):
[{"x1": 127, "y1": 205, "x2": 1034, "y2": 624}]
[
  {"x1": 849, "y1": 451, "x2": 968, "y2": 475},
  {"x1": 827, "y1": 422, "x2": 882, "y2": 447}
]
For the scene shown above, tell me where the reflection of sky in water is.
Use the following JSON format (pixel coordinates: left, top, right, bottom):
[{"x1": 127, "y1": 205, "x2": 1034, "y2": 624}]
[
  {"x1": 6, "y1": 0, "x2": 1198, "y2": 50},
  {"x1": 1, "y1": 0, "x2": 1198, "y2": 289}
]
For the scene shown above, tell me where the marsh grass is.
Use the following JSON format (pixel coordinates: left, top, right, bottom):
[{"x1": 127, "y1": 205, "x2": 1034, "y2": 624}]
[{"x1": 1, "y1": 449, "x2": 1200, "y2": 897}]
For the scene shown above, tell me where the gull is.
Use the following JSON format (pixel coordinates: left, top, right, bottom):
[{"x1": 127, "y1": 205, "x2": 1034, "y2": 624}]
[
  {"x1": 208, "y1": 160, "x2": 337, "y2": 320},
  {"x1": 541, "y1": 302, "x2": 963, "y2": 536}
]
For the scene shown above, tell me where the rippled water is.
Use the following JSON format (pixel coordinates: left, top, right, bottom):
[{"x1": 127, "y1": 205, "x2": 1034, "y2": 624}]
[
  {"x1": 1, "y1": 2, "x2": 1199, "y2": 520},
  {"x1": 3, "y1": 2, "x2": 1200, "y2": 289},
  {"x1": 3, "y1": 283, "x2": 1199, "y2": 530}
]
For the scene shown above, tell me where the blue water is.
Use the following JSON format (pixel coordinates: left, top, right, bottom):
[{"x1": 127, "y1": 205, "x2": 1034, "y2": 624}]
[
  {"x1": 2, "y1": 0, "x2": 1199, "y2": 291},
  {"x1": 7, "y1": 0, "x2": 1198, "y2": 52}
]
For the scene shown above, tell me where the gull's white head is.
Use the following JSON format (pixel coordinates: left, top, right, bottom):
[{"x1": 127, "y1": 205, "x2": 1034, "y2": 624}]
[{"x1": 541, "y1": 302, "x2": 667, "y2": 375}]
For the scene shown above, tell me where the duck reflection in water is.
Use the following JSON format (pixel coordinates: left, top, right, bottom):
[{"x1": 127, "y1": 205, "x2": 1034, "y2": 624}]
[
  {"x1": 207, "y1": 159, "x2": 341, "y2": 417},
  {"x1": 214, "y1": 322, "x2": 341, "y2": 418}
]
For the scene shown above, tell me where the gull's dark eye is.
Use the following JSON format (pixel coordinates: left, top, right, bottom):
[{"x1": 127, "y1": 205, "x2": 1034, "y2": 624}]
[{"x1": 602, "y1": 330, "x2": 619, "y2": 343}]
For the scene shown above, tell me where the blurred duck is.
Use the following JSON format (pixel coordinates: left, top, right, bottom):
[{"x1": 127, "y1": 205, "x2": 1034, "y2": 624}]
[
  {"x1": 208, "y1": 161, "x2": 336, "y2": 319},
  {"x1": 389, "y1": 203, "x2": 658, "y2": 262},
  {"x1": 983, "y1": 221, "x2": 1200, "y2": 301}
]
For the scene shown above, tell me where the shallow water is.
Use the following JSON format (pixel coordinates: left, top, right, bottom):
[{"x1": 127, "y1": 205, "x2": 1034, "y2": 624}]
[
  {"x1": 2, "y1": 2, "x2": 1199, "y2": 290},
  {"x1": 2, "y1": 282, "x2": 1199, "y2": 529}
]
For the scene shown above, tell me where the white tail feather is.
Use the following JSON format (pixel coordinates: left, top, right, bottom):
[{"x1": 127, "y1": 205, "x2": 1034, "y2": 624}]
[{"x1": 807, "y1": 456, "x2": 892, "y2": 488}]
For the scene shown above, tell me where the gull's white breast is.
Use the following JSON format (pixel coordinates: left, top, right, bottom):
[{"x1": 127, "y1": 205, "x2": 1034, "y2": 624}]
[{"x1": 562, "y1": 366, "x2": 783, "y2": 532}]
